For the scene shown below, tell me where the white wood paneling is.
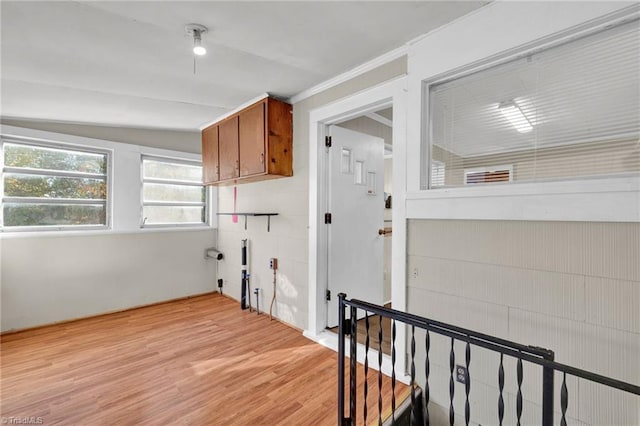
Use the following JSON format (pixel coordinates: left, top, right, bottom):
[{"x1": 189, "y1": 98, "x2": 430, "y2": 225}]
[{"x1": 407, "y1": 218, "x2": 640, "y2": 425}]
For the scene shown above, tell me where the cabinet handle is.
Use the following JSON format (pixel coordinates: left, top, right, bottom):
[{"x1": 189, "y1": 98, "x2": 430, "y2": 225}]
[{"x1": 260, "y1": 153, "x2": 264, "y2": 164}]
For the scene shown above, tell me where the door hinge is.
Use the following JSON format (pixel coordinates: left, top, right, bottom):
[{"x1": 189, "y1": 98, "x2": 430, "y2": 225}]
[
  {"x1": 324, "y1": 213, "x2": 332, "y2": 224},
  {"x1": 326, "y1": 289, "x2": 331, "y2": 301},
  {"x1": 325, "y1": 135, "x2": 332, "y2": 148}
]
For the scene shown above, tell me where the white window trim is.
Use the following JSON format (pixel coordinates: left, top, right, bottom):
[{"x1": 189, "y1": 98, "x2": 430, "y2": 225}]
[
  {"x1": 405, "y1": 3, "x2": 640, "y2": 222},
  {"x1": 140, "y1": 155, "x2": 209, "y2": 228},
  {"x1": 0, "y1": 125, "x2": 216, "y2": 237},
  {"x1": 406, "y1": 174, "x2": 640, "y2": 222}
]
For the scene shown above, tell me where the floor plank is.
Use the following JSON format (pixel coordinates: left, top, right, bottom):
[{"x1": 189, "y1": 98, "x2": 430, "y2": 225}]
[{"x1": 1, "y1": 294, "x2": 404, "y2": 425}]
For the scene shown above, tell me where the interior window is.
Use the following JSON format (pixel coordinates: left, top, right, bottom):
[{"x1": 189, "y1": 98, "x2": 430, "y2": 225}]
[{"x1": 426, "y1": 20, "x2": 640, "y2": 189}]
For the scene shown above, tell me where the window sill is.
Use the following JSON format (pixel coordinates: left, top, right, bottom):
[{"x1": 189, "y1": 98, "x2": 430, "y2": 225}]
[{"x1": 406, "y1": 174, "x2": 640, "y2": 222}]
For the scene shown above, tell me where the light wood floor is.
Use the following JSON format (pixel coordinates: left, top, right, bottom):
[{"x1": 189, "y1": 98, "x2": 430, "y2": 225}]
[{"x1": 1, "y1": 293, "x2": 404, "y2": 425}]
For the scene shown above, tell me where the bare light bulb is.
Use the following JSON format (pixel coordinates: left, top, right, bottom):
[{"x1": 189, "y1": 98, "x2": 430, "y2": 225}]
[{"x1": 192, "y1": 29, "x2": 206, "y2": 56}]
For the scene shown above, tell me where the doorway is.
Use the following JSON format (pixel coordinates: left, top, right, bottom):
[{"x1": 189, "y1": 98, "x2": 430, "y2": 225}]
[
  {"x1": 305, "y1": 76, "x2": 408, "y2": 382},
  {"x1": 324, "y1": 108, "x2": 394, "y2": 353}
]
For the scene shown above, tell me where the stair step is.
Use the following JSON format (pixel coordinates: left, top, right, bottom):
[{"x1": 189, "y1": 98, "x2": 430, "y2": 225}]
[{"x1": 377, "y1": 385, "x2": 423, "y2": 426}]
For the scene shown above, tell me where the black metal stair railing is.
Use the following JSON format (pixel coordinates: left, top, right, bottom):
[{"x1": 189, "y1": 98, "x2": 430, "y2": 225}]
[{"x1": 337, "y1": 293, "x2": 640, "y2": 426}]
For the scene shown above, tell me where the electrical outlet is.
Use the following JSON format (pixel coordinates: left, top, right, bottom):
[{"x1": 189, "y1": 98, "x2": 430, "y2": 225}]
[
  {"x1": 456, "y1": 365, "x2": 467, "y2": 384},
  {"x1": 269, "y1": 258, "x2": 278, "y2": 270},
  {"x1": 411, "y1": 267, "x2": 419, "y2": 279}
]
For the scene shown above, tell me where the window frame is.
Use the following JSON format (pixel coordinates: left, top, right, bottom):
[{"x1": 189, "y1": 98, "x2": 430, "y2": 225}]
[
  {"x1": 140, "y1": 155, "x2": 209, "y2": 229},
  {"x1": 407, "y1": 9, "x2": 640, "y2": 223},
  {"x1": 1, "y1": 137, "x2": 112, "y2": 233},
  {"x1": 421, "y1": 16, "x2": 640, "y2": 193}
]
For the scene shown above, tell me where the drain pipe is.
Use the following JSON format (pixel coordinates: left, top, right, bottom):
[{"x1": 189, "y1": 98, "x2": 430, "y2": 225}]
[
  {"x1": 269, "y1": 258, "x2": 278, "y2": 320},
  {"x1": 241, "y1": 239, "x2": 248, "y2": 310}
]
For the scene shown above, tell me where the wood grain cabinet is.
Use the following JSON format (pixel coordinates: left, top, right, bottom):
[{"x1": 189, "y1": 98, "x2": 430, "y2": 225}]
[
  {"x1": 202, "y1": 125, "x2": 219, "y2": 183},
  {"x1": 202, "y1": 97, "x2": 292, "y2": 185},
  {"x1": 218, "y1": 116, "x2": 240, "y2": 181}
]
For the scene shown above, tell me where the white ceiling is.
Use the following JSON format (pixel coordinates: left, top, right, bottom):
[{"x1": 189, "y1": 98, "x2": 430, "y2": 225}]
[{"x1": 1, "y1": 1, "x2": 486, "y2": 131}]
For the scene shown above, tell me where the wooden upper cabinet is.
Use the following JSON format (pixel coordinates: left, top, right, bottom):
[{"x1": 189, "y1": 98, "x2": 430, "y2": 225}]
[
  {"x1": 239, "y1": 102, "x2": 266, "y2": 177},
  {"x1": 218, "y1": 116, "x2": 240, "y2": 181},
  {"x1": 201, "y1": 96, "x2": 292, "y2": 186},
  {"x1": 202, "y1": 125, "x2": 219, "y2": 184}
]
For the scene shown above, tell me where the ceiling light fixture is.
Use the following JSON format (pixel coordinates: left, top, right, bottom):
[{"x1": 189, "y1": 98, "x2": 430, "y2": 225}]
[
  {"x1": 185, "y1": 23, "x2": 208, "y2": 56},
  {"x1": 498, "y1": 100, "x2": 533, "y2": 133}
]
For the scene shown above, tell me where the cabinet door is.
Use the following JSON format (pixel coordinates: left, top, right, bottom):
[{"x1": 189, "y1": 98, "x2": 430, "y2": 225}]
[
  {"x1": 202, "y1": 125, "x2": 219, "y2": 183},
  {"x1": 239, "y1": 102, "x2": 266, "y2": 177},
  {"x1": 219, "y1": 116, "x2": 239, "y2": 180}
]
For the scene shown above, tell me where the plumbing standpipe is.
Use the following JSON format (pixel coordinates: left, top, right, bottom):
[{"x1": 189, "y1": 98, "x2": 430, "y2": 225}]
[{"x1": 241, "y1": 239, "x2": 248, "y2": 310}]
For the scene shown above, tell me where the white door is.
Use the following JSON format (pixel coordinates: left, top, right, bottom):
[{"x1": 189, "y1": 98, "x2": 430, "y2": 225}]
[{"x1": 327, "y1": 125, "x2": 385, "y2": 328}]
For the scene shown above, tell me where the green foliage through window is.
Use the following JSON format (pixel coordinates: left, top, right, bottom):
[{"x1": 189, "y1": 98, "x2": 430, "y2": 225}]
[{"x1": 2, "y1": 140, "x2": 108, "y2": 229}]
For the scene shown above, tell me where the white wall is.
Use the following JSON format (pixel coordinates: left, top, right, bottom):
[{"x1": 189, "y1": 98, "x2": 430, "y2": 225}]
[
  {"x1": 2, "y1": 230, "x2": 217, "y2": 331},
  {"x1": 0, "y1": 125, "x2": 217, "y2": 332},
  {"x1": 402, "y1": 2, "x2": 639, "y2": 425},
  {"x1": 215, "y1": 57, "x2": 407, "y2": 330}
]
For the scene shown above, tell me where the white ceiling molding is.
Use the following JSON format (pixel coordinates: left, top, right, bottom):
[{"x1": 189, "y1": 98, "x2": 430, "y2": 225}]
[
  {"x1": 366, "y1": 112, "x2": 393, "y2": 128},
  {"x1": 198, "y1": 93, "x2": 269, "y2": 130},
  {"x1": 288, "y1": 45, "x2": 408, "y2": 105}
]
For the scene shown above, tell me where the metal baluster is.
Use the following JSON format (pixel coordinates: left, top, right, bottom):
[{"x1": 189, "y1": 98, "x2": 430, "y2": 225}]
[
  {"x1": 364, "y1": 314, "x2": 370, "y2": 425},
  {"x1": 465, "y1": 341, "x2": 471, "y2": 426},
  {"x1": 337, "y1": 294, "x2": 347, "y2": 426},
  {"x1": 498, "y1": 353, "x2": 505, "y2": 426},
  {"x1": 516, "y1": 357, "x2": 523, "y2": 426},
  {"x1": 378, "y1": 315, "x2": 383, "y2": 426},
  {"x1": 410, "y1": 325, "x2": 416, "y2": 425},
  {"x1": 425, "y1": 330, "x2": 431, "y2": 426},
  {"x1": 350, "y1": 306, "x2": 357, "y2": 426},
  {"x1": 391, "y1": 320, "x2": 397, "y2": 424},
  {"x1": 541, "y1": 350, "x2": 555, "y2": 426},
  {"x1": 542, "y1": 350, "x2": 555, "y2": 425},
  {"x1": 449, "y1": 338, "x2": 455, "y2": 426},
  {"x1": 560, "y1": 372, "x2": 568, "y2": 426}
]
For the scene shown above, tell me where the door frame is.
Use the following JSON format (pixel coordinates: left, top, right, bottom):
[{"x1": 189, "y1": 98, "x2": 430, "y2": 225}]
[{"x1": 305, "y1": 76, "x2": 409, "y2": 383}]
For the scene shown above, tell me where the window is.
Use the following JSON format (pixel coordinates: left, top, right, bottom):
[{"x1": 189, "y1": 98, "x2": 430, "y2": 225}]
[
  {"x1": 141, "y1": 156, "x2": 207, "y2": 227},
  {"x1": 426, "y1": 20, "x2": 639, "y2": 189},
  {"x1": 1, "y1": 139, "x2": 109, "y2": 230}
]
